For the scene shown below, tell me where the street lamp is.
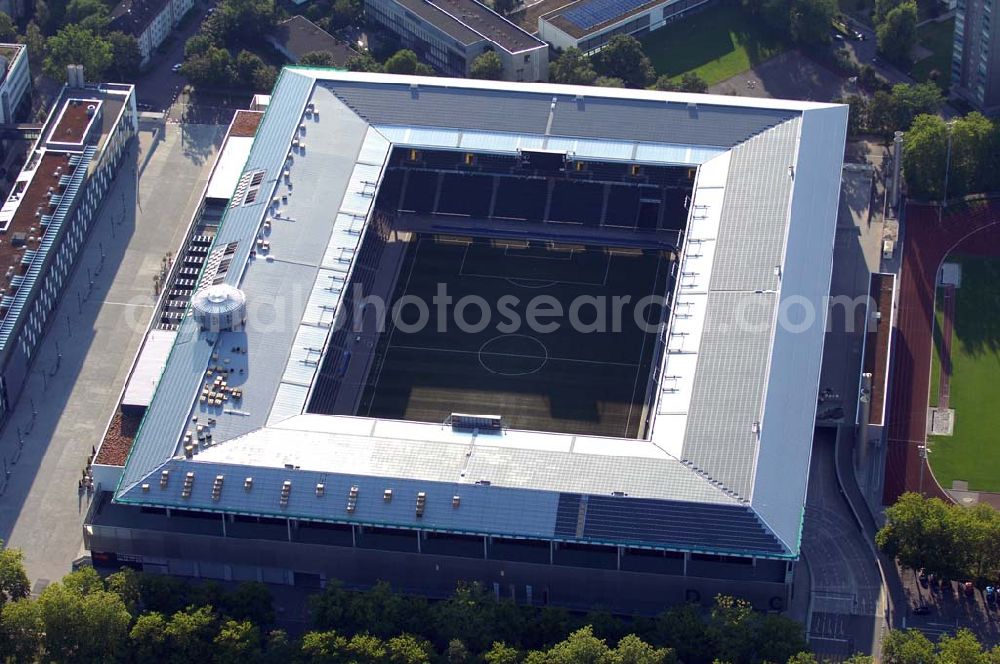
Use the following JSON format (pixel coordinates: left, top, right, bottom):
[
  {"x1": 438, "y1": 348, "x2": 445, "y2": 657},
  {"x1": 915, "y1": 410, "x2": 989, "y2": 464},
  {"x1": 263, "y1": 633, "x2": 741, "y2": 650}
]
[
  {"x1": 941, "y1": 119, "x2": 957, "y2": 218},
  {"x1": 918, "y1": 444, "x2": 931, "y2": 495}
]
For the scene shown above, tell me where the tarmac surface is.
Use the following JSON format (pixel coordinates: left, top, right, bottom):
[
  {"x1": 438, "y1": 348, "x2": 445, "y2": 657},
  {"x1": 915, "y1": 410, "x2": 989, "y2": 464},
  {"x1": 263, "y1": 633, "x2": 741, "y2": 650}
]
[{"x1": 0, "y1": 123, "x2": 225, "y2": 586}]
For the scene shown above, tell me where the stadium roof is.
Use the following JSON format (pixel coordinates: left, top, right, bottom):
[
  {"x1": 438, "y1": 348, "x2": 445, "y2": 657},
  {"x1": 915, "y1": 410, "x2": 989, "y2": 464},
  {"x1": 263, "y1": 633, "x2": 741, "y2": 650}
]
[{"x1": 107, "y1": 70, "x2": 847, "y2": 559}]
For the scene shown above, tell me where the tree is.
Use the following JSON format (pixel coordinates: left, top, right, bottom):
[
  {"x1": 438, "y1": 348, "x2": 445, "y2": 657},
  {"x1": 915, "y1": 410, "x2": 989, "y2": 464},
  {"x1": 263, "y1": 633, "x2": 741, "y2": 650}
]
[
  {"x1": 106, "y1": 567, "x2": 142, "y2": 616},
  {"x1": 678, "y1": 72, "x2": 708, "y2": 92},
  {"x1": 299, "y1": 50, "x2": 339, "y2": 67},
  {"x1": 532, "y1": 625, "x2": 614, "y2": 663},
  {"x1": 185, "y1": 33, "x2": 216, "y2": 58},
  {"x1": 329, "y1": 0, "x2": 363, "y2": 30},
  {"x1": 881, "y1": 628, "x2": 936, "y2": 664},
  {"x1": 131, "y1": 612, "x2": 171, "y2": 660},
  {"x1": 550, "y1": 47, "x2": 597, "y2": 85},
  {"x1": 593, "y1": 35, "x2": 655, "y2": 88},
  {"x1": 946, "y1": 112, "x2": 996, "y2": 197},
  {"x1": 209, "y1": 0, "x2": 278, "y2": 47},
  {"x1": 347, "y1": 50, "x2": 383, "y2": 72},
  {"x1": 0, "y1": 12, "x2": 17, "y2": 42},
  {"x1": 65, "y1": 0, "x2": 109, "y2": 32},
  {"x1": 593, "y1": 75, "x2": 625, "y2": 88},
  {"x1": 874, "y1": 0, "x2": 902, "y2": 23},
  {"x1": 384, "y1": 49, "x2": 433, "y2": 75},
  {"x1": 789, "y1": 0, "x2": 836, "y2": 44},
  {"x1": 214, "y1": 619, "x2": 263, "y2": 663},
  {"x1": 484, "y1": 642, "x2": 522, "y2": 664},
  {"x1": 0, "y1": 595, "x2": 42, "y2": 662},
  {"x1": 877, "y1": 491, "x2": 961, "y2": 573},
  {"x1": 445, "y1": 638, "x2": 473, "y2": 663},
  {"x1": 44, "y1": 24, "x2": 113, "y2": 81},
  {"x1": 183, "y1": 46, "x2": 235, "y2": 88},
  {"x1": 876, "y1": 1, "x2": 917, "y2": 66},
  {"x1": 386, "y1": 633, "x2": 436, "y2": 663},
  {"x1": 21, "y1": 21, "x2": 46, "y2": 70},
  {"x1": 166, "y1": 606, "x2": 219, "y2": 664},
  {"x1": 651, "y1": 603, "x2": 712, "y2": 664},
  {"x1": 470, "y1": 51, "x2": 503, "y2": 80},
  {"x1": 890, "y1": 82, "x2": 943, "y2": 129},
  {"x1": 225, "y1": 581, "x2": 275, "y2": 627},
  {"x1": 840, "y1": 94, "x2": 869, "y2": 136},
  {"x1": 108, "y1": 31, "x2": 142, "y2": 80},
  {"x1": 0, "y1": 543, "x2": 29, "y2": 608},
  {"x1": 612, "y1": 634, "x2": 674, "y2": 664},
  {"x1": 35, "y1": 570, "x2": 131, "y2": 662}
]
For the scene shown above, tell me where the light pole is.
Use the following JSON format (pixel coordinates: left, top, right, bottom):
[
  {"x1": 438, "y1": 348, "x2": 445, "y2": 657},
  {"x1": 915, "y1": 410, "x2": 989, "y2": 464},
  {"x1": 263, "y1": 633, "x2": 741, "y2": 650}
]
[
  {"x1": 940, "y1": 119, "x2": 956, "y2": 221},
  {"x1": 918, "y1": 444, "x2": 931, "y2": 495}
]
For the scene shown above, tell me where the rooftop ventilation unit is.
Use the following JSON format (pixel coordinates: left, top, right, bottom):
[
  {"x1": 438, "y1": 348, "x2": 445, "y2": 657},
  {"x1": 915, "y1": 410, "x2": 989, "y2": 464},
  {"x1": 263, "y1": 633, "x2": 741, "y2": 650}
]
[
  {"x1": 244, "y1": 477, "x2": 253, "y2": 491},
  {"x1": 316, "y1": 483, "x2": 325, "y2": 497},
  {"x1": 192, "y1": 284, "x2": 247, "y2": 332},
  {"x1": 415, "y1": 491, "x2": 426, "y2": 517},
  {"x1": 160, "y1": 470, "x2": 169, "y2": 487},
  {"x1": 280, "y1": 480, "x2": 291, "y2": 508},
  {"x1": 211, "y1": 475, "x2": 224, "y2": 501},
  {"x1": 383, "y1": 489, "x2": 393, "y2": 502},
  {"x1": 181, "y1": 472, "x2": 194, "y2": 499},
  {"x1": 347, "y1": 485, "x2": 358, "y2": 512},
  {"x1": 452, "y1": 495, "x2": 460, "y2": 508}
]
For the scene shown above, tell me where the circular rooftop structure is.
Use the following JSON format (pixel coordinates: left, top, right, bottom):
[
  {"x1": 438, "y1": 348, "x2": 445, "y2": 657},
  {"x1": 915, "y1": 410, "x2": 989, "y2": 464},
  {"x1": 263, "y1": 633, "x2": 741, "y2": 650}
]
[{"x1": 192, "y1": 284, "x2": 246, "y2": 332}]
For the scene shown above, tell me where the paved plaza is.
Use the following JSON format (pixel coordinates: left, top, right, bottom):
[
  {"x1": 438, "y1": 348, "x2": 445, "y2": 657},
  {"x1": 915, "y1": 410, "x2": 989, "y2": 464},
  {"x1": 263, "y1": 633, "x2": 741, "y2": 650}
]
[{"x1": 0, "y1": 122, "x2": 225, "y2": 586}]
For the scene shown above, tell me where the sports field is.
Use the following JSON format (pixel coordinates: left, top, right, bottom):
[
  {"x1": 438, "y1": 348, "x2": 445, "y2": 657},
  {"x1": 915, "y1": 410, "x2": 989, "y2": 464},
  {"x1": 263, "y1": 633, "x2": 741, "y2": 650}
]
[
  {"x1": 640, "y1": 4, "x2": 786, "y2": 85},
  {"x1": 928, "y1": 256, "x2": 1000, "y2": 492},
  {"x1": 357, "y1": 235, "x2": 671, "y2": 438}
]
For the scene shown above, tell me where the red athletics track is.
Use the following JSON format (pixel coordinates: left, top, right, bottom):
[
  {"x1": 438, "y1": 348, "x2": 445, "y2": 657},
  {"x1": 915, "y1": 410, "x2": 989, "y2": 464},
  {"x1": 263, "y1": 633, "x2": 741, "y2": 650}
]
[{"x1": 883, "y1": 200, "x2": 1000, "y2": 504}]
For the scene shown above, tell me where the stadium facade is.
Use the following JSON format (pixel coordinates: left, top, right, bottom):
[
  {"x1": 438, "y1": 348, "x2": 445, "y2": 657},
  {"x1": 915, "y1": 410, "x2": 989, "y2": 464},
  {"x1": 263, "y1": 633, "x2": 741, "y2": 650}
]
[{"x1": 86, "y1": 69, "x2": 847, "y2": 613}]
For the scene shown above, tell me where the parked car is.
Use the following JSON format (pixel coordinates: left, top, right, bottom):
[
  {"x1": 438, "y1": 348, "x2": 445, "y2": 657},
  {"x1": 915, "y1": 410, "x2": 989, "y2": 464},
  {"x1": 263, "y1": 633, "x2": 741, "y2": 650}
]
[
  {"x1": 172, "y1": 63, "x2": 183, "y2": 73},
  {"x1": 964, "y1": 581, "x2": 976, "y2": 597},
  {"x1": 986, "y1": 585, "x2": 996, "y2": 605},
  {"x1": 853, "y1": 30, "x2": 864, "y2": 41}
]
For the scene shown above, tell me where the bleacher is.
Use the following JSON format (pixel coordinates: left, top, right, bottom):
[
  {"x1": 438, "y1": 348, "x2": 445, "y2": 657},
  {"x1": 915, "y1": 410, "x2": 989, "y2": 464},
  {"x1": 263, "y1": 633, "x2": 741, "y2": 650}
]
[
  {"x1": 549, "y1": 180, "x2": 603, "y2": 225},
  {"x1": 437, "y1": 173, "x2": 493, "y2": 217},
  {"x1": 494, "y1": 177, "x2": 546, "y2": 221}
]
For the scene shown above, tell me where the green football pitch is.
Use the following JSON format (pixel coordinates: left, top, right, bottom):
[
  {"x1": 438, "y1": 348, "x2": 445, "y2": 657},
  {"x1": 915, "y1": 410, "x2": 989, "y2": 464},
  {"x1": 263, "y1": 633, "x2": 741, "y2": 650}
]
[
  {"x1": 928, "y1": 256, "x2": 1000, "y2": 492},
  {"x1": 357, "y1": 235, "x2": 673, "y2": 438}
]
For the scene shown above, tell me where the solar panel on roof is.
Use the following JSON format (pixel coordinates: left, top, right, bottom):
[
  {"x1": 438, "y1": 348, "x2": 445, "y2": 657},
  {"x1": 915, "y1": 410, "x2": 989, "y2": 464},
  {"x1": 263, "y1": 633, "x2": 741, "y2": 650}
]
[{"x1": 561, "y1": 0, "x2": 649, "y2": 31}]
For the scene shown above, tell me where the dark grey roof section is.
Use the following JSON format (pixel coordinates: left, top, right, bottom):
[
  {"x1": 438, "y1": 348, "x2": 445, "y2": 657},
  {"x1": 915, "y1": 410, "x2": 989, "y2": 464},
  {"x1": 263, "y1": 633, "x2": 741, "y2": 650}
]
[
  {"x1": 326, "y1": 81, "x2": 553, "y2": 134},
  {"x1": 549, "y1": 96, "x2": 796, "y2": 147},
  {"x1": 392, "y1": 0, "x2": 546, "y2": 52},
  {"x1": 555, "y1": 494, "x2": 787, "y2": 555},
  {"x1": 326, "y1": 81, "x2": 798, "y2": 147}
]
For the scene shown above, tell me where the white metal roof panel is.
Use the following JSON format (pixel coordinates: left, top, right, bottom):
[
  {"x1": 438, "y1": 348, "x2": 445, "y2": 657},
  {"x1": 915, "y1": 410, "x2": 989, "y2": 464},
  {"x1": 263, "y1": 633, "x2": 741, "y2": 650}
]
[
  {"x1": 205, "y1": 136, "x2": 254, "y2": 201},
  {"x1": 122, "y1": 329, "x2": 178, "y2": 407}
]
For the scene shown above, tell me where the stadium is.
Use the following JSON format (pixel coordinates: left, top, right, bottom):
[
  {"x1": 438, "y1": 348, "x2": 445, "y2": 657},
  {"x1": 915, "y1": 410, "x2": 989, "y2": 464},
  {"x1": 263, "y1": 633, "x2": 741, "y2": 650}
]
[{"x1": 86, "y1": 70, "x2": 848, "y2": 612}]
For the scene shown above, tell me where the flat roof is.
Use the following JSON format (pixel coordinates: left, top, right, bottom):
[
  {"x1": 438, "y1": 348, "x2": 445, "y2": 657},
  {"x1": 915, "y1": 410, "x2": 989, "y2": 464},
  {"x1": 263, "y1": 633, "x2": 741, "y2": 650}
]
[
  {"x1": 540, "y1": 0, "x2": 671, "y2": 39},
  {"x1": 205, "y1": 136, "x2": 254, "y2": 200},
  {"x1": 865, "y1": 273, "x2": 895, "y2": 426},
  {"x1": 105, "y1": 70, "x2": 847, "y2": 557},
  {"x1": 230, "y1": 110, "x2": 263, "y2": 137},
  {"x1": 271, "y1": 16, "x2": 358, "y2": 65},
  {"x1": 48, "y1": 98, "x2": 103, "y2": 146},
  {"x1": 393, "y1": 0, "x2": 546, "y2": 52}
]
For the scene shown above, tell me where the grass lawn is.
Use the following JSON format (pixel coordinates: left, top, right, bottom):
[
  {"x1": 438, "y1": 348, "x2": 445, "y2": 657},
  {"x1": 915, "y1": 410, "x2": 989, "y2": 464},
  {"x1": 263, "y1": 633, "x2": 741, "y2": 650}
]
[
  {"x1": 639, "y1": 3, "x2": 787, "y2": 85},
  {"x1": 909, "y1": 18, "x2": 955, "y2": 91},
  {"x1": 928, "y1": 256, "x2": 1000, "y2": 492}
]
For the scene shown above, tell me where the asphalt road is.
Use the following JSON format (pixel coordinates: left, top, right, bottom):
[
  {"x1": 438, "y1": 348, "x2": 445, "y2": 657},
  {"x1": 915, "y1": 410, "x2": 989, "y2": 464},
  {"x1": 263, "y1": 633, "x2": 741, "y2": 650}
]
[{"x1": 134, "y1": 0, "x2": 216, "y2": 112}]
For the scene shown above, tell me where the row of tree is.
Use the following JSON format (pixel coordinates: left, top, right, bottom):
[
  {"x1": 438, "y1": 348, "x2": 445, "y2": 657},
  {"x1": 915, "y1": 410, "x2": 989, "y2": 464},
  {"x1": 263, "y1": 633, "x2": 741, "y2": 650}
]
[
  {"x1": 878, "y1": 492, "x2": 1000, "y2": 581},
  {"x1": 874, "y1": 0, "x2": 918, "y2": 66},
  {"x1": 838, "y1": 81, "x2": 943, "y2": 138},
  {"x1": 0, "y1": 538, "x2": 824, "y2": 664},
  {"x1": 880, "y1": 628, "x2": 1000, "y2": 663},
  {"x1": 0, "y1": 6, "x2": 143, "y2": 85},
  {"x1": 181, "y1": 0, "x2": 280, "y2": 91},
  {"x1": 547, "y1": 37, "x2": 707, "y2": 92}
]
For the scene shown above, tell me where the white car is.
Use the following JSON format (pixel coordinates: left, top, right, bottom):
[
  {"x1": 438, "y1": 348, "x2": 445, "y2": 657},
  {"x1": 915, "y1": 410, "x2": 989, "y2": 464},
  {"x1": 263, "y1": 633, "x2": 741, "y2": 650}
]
[{"x1": 172, "y1": 63, "x2": 183, "y2": 73}]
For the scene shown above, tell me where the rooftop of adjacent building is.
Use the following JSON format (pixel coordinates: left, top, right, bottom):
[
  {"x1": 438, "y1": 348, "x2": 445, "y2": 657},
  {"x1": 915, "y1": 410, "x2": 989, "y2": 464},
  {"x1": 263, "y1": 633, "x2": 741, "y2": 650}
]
[
  {"x1": 0, "y1": 83, "x2": 132, "y2": 343},
  {"x1": 230, "y1": 110, "x2": 263, "y2": 137},
  {"x1": 270, "y1": 15, "x2": 358, "y2": 66},
  {"x1": 540, "y1": 0, "x2": 670, "y2": 40},
  {"x1": 110, "y1": 0, "x2": 173, "y2": 37},
  {"x1": 0, "y1": 43, "x2": 25, "y2": 85},
  {"x1": 393, "y1": 0, "x2": 546, "y2": 52}
]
